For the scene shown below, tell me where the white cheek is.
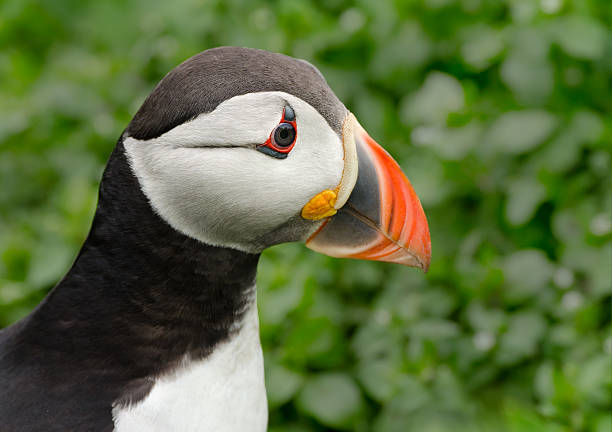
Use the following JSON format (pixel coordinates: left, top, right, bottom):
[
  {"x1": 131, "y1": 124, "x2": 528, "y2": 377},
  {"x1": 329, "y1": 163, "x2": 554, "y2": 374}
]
[{"x1": 124, "y1": 92, "x2": 344, "y2": 252}]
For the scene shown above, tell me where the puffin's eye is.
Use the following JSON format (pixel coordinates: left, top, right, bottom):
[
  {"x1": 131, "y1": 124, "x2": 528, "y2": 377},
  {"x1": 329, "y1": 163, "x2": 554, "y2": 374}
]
[
  {"x1": 257, "y1": 105, "x2": 297, "y2": 159},
  {"x1": 272, "y1": 123, "x2": 296, "y2": 147}
]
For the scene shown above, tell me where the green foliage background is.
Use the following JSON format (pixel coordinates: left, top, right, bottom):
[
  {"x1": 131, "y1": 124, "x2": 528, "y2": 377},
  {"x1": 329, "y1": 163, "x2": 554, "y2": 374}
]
[{"x1": 1, "y1": 0, "x2": 610, "y2": 430}]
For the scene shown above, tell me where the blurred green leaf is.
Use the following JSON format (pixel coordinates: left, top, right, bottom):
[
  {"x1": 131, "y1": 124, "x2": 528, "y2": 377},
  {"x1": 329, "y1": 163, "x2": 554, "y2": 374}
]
[
  {"x1": 265, "y1": 360, "x2": 304, "y2": 409},
  {"x1": 502, "y1": 249, "x2": 554, "y2": 303},
  {"x1": 552, "y1": 16, "x2": 608, "y2": 60},
  {"x1": 356, "y1": 358, "x2": 400, "y2": 402},
  {"x1": 283, "y1": 316, "x2": 344, "y2": 368},
  {"x1": 505, "y1": 176, "x2": 547, "y2": 226},
  {"x1": 486, "y1": 110, "x2": 557, "y2": 155},
  {"x1": 503, "y1": 400, "x2": 565, "y2": 432},
  {"x1": 496, "y1": 310, "x2": 547, "y2": 366},
  {"x1": 296, "y1": 373, "x2": 364, "y2": 429},
  {"x1": 400, "y1": 71, "x2": 465, "y2": 126}
]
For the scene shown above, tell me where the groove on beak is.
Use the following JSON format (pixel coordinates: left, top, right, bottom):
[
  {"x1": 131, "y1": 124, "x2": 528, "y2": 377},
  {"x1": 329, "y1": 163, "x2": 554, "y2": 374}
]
[{"x1": 306, "y1": 115, "x2": 431, "y2": 271}]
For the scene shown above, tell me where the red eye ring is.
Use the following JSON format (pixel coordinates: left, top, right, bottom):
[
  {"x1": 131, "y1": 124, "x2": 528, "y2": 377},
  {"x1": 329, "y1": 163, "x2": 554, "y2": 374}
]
[{"x1": 257, "y1": 106, "x2": 297, "y2": 158}]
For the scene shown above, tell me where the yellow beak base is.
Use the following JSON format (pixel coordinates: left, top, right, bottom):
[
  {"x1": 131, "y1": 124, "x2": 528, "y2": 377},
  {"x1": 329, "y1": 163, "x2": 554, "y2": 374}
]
[{"x1": 301, "y1": 190, "x2": 338, "y2": 220}]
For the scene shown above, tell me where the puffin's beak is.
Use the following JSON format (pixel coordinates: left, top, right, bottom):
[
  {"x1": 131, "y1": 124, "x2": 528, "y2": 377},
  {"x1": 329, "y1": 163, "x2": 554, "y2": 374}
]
[{"x1": 305, "y1": 115, "x2": 431, "y2": 271}]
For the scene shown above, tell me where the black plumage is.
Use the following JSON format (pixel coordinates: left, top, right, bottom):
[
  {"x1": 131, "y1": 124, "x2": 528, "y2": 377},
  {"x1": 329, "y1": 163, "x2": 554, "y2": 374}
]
[{"x1": 0, "y1": 141, "x2": 259, "y2": 431}]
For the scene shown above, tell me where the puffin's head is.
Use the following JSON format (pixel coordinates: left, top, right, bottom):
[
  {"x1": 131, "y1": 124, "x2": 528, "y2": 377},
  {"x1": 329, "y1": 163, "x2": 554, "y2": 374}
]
[{"x1": 123, "y1": 47, "x2": 430, "y2": 270}]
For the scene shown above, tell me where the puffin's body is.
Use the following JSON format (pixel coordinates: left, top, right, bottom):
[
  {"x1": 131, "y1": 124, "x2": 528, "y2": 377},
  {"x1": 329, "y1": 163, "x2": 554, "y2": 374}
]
[{"x1": 0, "y1": 47, "x2": 430, "y2": 431}]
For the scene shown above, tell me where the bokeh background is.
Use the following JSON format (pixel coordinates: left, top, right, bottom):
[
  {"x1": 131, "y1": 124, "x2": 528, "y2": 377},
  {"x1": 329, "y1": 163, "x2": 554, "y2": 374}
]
[{"x1": 1, "y1": 0, "x2": 611, "y2": 430}]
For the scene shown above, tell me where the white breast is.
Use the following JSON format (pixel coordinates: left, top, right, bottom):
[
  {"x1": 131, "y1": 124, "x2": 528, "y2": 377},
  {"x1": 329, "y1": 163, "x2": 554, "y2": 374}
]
[{"x1": 112, "y1": 298, "x2": 267, "y2": 432}]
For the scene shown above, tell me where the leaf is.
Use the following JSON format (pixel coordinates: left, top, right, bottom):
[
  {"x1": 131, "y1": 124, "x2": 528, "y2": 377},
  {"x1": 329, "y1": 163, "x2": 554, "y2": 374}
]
[
  {"x1": 351, "y1": 322, "x2": 403, "y2": 363},
  {"x1": 486, "y1": 110, "x2": 557, "y2": 154},
  {"x1": 283, "y1": 316, "x2": 343, "y2": 368},
  {"x1": 26, "y1": 238, "x2": 75, "y2": 289},
  {"x1": 371, "y1": 375, "x2": 431, "y2": 432},
  {"x1": 356, "y1": 358, "x2": 399, "y2": 402},
  {"x1": 534, "y1": 362, "x2": 555, "y2": 401},
  {"x1": 466, "y1": 302, "x2": 506, "y2": 333},
  {"x1": 502, "y1": 250, "x2": 554, "y2": 303},
  {"x1": 369, "y1": 20, "x2": 432, "y2": 78},
  {"x1": 505, "y1": 177, "x2": 547, "y2": 226},
  {"x1": 496, "y1": 311, "x2": 547, "y2": 366},
  {"x1": 411, "y1": 121, "x2": 481, "y2": 161},
  {"x1": 265, "y1": 361, "x2": 304, "y2": 409},
  {"x1": 553, "y1": 16, "x2": 607, "y2": 60},
  {"x1": 576, "y1": 355, "x2": 612, "y2": 407},
  {"x1": 410, "y1": 318, "x2": 460, "y2": 341},
  {"x1": 503, "y1": 400, "x2": 565, "y2": 432},
  {"x1": 296, "y1": 373, "x2": 364, "y2": 429},
  {"x1": 461, "y1": 25, "x2": 504, "y2": 71},
  {"x1": 400, "y1": 71, "x2": 465, "y2": 126},
  {"x1": 500, "y1": 52, "x2": 554, "y2": 104}
]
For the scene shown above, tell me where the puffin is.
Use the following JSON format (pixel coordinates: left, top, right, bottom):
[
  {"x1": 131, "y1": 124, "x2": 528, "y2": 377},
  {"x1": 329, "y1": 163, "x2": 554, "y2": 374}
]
[{"x1": 0, "y1": 47, "x2": 430, "y2": 432}]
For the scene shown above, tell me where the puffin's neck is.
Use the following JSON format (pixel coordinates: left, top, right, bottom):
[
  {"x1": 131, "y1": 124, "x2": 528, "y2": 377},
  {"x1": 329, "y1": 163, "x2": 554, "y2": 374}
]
[{"x1": 26, "y1": 140, "x2": 261, "y2": 396}]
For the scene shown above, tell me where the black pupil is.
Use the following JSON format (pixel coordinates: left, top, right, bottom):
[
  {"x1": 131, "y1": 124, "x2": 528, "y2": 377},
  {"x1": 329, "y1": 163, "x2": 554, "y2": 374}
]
[{"x1": 274, "y1": 123, "x2": 295, "y2": 147}]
